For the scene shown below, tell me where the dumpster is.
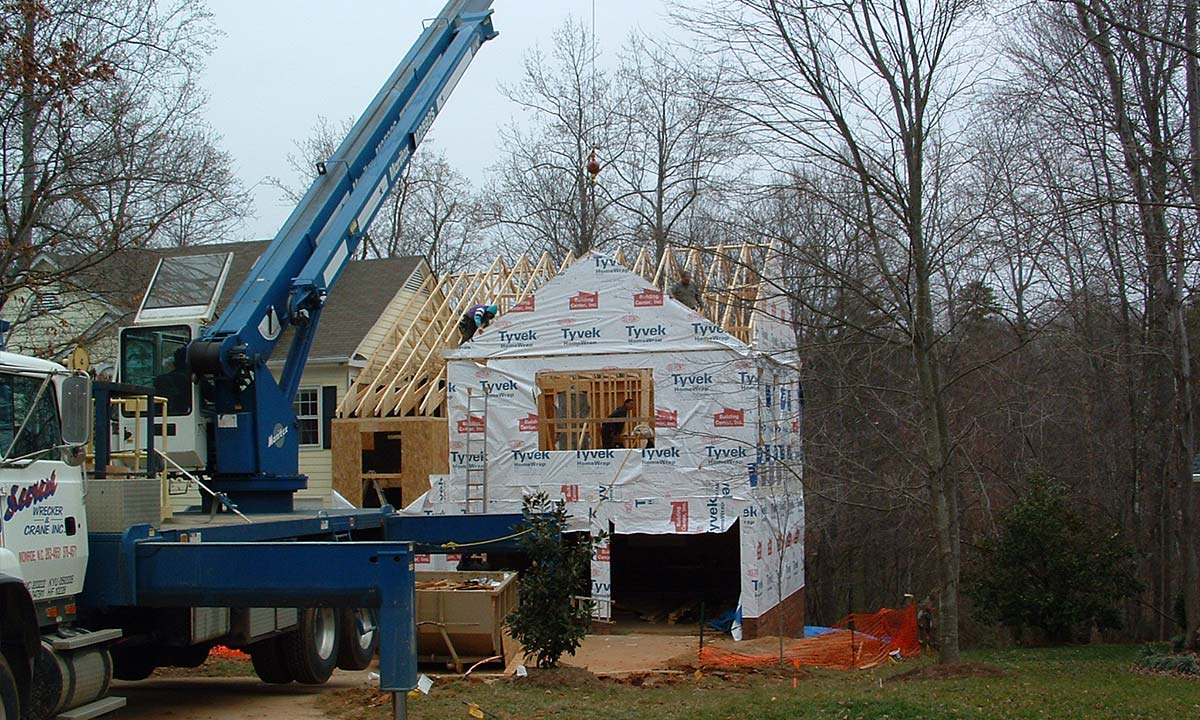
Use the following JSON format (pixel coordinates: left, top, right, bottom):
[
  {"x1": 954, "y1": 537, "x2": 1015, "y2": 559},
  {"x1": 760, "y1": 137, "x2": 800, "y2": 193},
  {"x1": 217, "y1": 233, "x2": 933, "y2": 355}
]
[{"x1": 415, "y1": 570, "x2": 518, "y2": 671}]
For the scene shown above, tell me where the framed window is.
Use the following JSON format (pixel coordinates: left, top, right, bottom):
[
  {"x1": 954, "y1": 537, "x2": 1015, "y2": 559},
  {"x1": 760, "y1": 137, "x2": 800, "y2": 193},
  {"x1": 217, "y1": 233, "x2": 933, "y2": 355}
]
[
  {"x1": 535, "y1": 369, "x2": 654, "y2": 451},
  {"x1": 119, "y1": 325, "x2": 192, "y2": 416},
  {"x1": 294, "y1": 387, "x2": 321, "y2": 447}
]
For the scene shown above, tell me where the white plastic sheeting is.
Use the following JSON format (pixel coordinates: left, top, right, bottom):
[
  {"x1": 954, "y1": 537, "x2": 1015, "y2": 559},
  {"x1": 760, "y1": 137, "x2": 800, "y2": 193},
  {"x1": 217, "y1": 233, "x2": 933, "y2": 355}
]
[
  {"x1": 408, "y1": 252, "x2": 804, "y2": 621},
  {"x1": 446, "y1": 254, "x2": 748, "y2": 360}
]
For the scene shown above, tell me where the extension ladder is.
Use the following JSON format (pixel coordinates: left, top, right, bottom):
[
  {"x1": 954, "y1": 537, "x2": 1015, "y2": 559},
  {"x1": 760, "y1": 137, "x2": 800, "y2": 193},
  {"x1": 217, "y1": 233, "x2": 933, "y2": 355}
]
[{"x1": 464, "y1": 387, "x2": 489, "y2": 514}]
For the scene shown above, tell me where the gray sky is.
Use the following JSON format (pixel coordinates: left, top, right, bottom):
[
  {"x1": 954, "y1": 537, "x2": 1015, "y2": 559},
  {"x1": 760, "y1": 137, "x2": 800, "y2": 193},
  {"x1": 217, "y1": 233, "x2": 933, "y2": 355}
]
[{"x1": 200, "y1": 0, "x2": 682, "y2": 241}]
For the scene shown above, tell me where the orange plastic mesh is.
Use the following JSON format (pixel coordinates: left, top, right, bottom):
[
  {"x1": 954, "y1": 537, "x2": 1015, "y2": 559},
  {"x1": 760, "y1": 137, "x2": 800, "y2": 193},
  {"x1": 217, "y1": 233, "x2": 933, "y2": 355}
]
[
  {"x1": 210, "y1": 645, "x2": 250, "y2": 661},
  {"x1": 699, "y1": 604, "x2": 921, "y2": 670}
]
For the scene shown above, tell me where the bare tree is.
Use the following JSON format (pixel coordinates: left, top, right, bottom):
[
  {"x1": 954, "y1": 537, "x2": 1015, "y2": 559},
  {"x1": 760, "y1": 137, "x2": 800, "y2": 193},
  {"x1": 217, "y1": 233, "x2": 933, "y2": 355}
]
[
  {"x1": 488, "y1": 18, "x2": 626, "y2": 258},
  {"x1": 1063, "y1": 0, "x2": 1200, "y2": 651},
  {"x1": 688, "y1": 0, "x2": 987, "y2": 662},
  {"x1": 608, "y1": 33, "x2": 741, "y2": 263},
  {"x1": 0, "y1": 0, "x2": 249, "y2": 313},
  {"x1": 269, "y1": 116, "x2": 492, "y2": 273}
]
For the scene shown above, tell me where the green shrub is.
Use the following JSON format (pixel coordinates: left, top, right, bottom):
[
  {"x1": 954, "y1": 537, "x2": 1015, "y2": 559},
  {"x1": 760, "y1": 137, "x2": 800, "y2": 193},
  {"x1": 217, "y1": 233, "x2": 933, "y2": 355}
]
[
  {"x1": 1135, "y1": 645, "x2": 1200, "y2": 675},
  {"x1": 504, "y1": 492, "x2": 602, "y2": 668},
  {"x1": 967, "y1": 473, "x2": 1141, "y2": 642}
]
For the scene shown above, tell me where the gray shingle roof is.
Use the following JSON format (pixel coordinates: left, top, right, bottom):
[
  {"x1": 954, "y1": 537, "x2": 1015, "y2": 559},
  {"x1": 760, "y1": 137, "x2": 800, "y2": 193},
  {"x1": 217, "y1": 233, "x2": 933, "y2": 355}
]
[{"x1": 76, "y1": 240, "x2": 425, "y2": 364}]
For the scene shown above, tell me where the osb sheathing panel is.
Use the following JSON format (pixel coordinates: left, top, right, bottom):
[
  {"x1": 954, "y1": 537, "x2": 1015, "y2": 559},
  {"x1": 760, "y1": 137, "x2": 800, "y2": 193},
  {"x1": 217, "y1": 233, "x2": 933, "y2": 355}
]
[
  {"x1": 331, "y1": 417, "x2": 448, "y2": 508},
  {"x1": 331, "y1": 421, "x2": 363, "y2": 504}
]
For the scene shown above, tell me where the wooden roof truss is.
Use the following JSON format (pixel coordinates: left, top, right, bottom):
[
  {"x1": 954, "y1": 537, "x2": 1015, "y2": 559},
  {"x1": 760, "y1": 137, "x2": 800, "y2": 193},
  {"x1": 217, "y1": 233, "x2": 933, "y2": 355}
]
[{"x1": 339, "y1": 242, "x2": 775, "y2": 419}]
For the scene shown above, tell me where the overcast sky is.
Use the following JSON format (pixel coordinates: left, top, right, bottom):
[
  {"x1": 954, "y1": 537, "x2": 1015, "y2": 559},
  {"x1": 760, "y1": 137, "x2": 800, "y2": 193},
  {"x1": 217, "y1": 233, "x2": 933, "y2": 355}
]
[{"x1": 200, "y1": 0, "x2": 683, "y2": 241}]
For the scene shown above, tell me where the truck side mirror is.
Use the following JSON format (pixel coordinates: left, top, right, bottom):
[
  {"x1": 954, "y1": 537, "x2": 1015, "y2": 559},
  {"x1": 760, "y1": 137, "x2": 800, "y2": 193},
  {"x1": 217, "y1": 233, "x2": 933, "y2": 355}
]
[{"x1": 60, "y1": 373, "x2": 92, "y2": 446}]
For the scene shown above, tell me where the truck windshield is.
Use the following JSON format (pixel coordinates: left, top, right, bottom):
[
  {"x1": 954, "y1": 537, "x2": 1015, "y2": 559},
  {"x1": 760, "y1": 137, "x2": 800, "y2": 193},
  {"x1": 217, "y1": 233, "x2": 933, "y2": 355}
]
[
  {"x1": 0, "y1": 373, "x2": 61, "y2": 460},
  {"x1": 120, "y1": 325, "x2": 192, "y2": 416}
]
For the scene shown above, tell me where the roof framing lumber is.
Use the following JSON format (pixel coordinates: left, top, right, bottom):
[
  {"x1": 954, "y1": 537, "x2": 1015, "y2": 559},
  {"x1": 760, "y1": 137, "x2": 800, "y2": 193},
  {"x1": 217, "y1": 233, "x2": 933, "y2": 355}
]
[{"x1": 338, "y1": 243, "x2": 777, "y2": 419}]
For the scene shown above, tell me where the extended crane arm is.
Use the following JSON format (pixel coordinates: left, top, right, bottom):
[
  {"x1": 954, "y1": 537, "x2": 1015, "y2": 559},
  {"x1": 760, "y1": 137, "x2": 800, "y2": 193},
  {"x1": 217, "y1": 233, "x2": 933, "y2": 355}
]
[{"x1": 186, "y1": 1, "x2": 496, "y2": 511}]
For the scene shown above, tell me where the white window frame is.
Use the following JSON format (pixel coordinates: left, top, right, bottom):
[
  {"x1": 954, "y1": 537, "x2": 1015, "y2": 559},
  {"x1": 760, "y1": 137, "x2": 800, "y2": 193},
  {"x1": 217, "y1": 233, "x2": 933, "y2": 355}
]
[
  {"x1": 293, "y1": 386, "x2": 321, "y2": 448},
  {"x1": 135, "y1": 252, "x2": 233, "y2": 323}
]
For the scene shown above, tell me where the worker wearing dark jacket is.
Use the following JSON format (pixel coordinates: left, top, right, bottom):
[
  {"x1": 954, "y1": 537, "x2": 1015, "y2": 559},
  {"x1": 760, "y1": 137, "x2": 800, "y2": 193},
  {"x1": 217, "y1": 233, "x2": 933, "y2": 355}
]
[
  {"x1": 601, "y1": 398, "x2": 636, "y2": 449},
  {"x1": 459, "y1": 303, "x2": 499, "y2": 343},
  {"x1": 669, "y1": 271, "x2": 702, "y2": 310}
]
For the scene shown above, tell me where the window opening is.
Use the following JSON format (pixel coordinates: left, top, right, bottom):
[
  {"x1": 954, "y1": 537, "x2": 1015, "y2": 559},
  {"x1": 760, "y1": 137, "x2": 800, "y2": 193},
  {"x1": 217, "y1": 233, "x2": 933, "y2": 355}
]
[{"x1": 536, "y1": 369, "x2": 654, "y2": 451}]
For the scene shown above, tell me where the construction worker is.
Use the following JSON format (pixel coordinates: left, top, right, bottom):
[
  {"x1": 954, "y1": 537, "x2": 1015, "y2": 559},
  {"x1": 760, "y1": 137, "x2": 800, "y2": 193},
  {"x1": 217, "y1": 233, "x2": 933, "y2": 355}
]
[
  {"x1": 456, "y1": 552, "x2": 490, "y2": 571},
  {"x1": 917, "y1": 595, "x2": 938, "y2": 650},
  {"x1": 458, "y1": 303, "x2": 499, "y2": 344},
  {"x1": 601, "y1": 398, "x2": 636, "y2": 449},
  {"x1": 669, "y1": 270, "x2": 702, "y2": 310}
]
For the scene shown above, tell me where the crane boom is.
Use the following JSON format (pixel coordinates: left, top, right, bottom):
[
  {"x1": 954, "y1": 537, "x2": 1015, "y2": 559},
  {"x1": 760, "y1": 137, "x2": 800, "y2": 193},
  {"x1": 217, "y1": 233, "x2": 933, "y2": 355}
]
[{"x1": 186, "y1": 1, "x2": 496, "y2": 511}]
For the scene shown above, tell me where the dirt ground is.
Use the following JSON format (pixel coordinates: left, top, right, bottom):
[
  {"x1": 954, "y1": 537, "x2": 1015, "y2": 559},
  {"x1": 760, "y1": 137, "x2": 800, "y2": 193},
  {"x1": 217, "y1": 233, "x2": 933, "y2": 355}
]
[
  {"x1": 510, "y1": 633, "x2": 701, "y2": 676},
  {"x1": 109, "y1": 633, "x2": 708, "y2": 719},
  {"x1": 110, "y1": 668, "x2": 377, "y2": 720}
]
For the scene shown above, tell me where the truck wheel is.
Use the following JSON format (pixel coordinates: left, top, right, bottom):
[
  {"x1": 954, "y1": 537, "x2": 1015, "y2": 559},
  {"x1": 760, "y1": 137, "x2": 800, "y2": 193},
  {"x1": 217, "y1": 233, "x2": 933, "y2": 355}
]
[
  {"x1": 111, "y1": 646, "x2": 156, "y2": 681},
  {"x1": 282, "y1": 608, "x2": 339, "y2": 685},
  {"x1": 248, "y1": 637, "x2": 293, "y2": 685},
  {"x1": 30, "y1": 644, "x2": 66, "y2": 720},
  {"x1": 336, "y1": 608, "x2": 378, "y2": 671},
  {"x1": 0, "y1": 656, "x2": 19, "y2": 720}
]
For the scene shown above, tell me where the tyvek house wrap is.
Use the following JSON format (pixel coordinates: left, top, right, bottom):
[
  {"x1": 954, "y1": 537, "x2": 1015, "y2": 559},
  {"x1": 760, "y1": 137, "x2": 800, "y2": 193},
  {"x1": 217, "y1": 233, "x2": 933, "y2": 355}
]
[{"x1": 410, "y1": 251, "x2": 805, "y2": 621}]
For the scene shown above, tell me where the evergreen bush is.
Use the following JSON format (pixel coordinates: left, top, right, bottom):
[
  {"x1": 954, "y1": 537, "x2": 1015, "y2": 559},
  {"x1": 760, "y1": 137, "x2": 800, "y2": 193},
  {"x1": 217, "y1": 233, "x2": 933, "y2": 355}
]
[{"x1": 504, "y1": 492, "x2": 602, "y2": 668}]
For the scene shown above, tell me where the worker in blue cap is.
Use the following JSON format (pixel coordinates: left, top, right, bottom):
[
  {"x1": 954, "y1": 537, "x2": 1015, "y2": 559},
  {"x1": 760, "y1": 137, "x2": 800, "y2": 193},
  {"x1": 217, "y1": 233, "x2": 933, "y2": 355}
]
[{"x1": 458, "y1": 303, "x2": 499, "y2": 344}]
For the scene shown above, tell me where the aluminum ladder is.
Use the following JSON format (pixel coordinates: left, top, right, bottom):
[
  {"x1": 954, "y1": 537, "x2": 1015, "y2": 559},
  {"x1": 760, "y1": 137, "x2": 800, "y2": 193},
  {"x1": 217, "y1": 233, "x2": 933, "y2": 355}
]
[{"x1": 464, "y1": 387, "x2": 489, "y2": 513}]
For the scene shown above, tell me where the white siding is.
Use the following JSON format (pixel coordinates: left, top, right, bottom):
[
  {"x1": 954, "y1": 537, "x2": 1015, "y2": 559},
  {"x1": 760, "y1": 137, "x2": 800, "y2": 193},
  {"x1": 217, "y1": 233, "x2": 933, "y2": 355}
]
[{"x1": 295, "y1": 364, "x2": 349, "y2": 504}]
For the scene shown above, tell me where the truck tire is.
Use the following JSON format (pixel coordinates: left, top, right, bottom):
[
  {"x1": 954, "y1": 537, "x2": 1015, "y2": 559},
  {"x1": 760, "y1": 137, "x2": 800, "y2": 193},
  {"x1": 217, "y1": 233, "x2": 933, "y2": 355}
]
[
  {"x1": 0, "y1": 656, "x2": 19, "y2": 720},
  {"x1": 336, "y1": 608, "x2": 378, "y2": 671},
  {"x1": 248, "y1": 637, "x2": 293, "y2": 685},
  {"x1": 282, "y1": 608, "x2": 339, "y2": 685}
]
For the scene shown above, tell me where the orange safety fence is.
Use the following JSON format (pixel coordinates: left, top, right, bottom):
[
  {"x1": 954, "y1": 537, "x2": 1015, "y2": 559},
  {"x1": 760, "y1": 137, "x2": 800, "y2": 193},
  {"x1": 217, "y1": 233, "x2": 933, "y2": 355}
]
[
  {"x1": 211, "y1": 645, "x2": 250, "y2": 661},
  {"x1": 699, "y1": 604, "x2": 921, "y2": 670}
]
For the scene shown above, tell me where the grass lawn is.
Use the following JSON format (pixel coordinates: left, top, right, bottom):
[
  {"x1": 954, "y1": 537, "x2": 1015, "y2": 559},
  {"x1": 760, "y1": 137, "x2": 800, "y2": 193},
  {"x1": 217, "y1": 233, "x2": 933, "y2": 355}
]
[{"x1": 319, "y1": 644, "x2": 1199, "y2": 720}]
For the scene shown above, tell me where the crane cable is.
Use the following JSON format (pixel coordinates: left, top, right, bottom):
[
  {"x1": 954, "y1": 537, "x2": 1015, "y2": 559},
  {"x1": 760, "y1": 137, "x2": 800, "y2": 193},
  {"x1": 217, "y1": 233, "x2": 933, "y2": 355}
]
[{"x1": 439, "y1": 527, "x2": 531, "y2": 550}]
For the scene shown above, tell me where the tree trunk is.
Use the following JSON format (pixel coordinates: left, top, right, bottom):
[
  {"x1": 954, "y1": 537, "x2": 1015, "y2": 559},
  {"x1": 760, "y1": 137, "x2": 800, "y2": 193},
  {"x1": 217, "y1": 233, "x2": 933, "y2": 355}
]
[
  {"x1": 916, "y1": 341, "x2": 960, "y2": 663},
  {"x1": 912, "y1": 214, "x2": 960, "y2": 662},
  {"x1": 1180, "y1": 0, "x2": 1200, "y2": 650}
]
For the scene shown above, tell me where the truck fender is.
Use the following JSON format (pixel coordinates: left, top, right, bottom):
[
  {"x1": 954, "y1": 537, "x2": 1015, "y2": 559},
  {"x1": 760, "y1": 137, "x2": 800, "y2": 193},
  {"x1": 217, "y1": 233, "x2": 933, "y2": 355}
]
[
  {"x1": 0, "y1": 548, "x2": 24, "y2": 583},
  {"x1": 0, "y1": 572, "x2": 39, "y2": 708}
]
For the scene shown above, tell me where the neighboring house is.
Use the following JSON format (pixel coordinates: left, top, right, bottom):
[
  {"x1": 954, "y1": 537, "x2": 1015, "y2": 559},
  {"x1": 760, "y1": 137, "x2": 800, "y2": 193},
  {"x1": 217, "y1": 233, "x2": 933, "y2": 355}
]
[
  {"x1": 341, "y1": 247, "x2": 804, "y2": 639},
  {"x1": 1, "y1": 240, "x2": 431, "y2": 508},
  {"x1": 0, "y1": 252, "x2": 128, "y2": 369}
]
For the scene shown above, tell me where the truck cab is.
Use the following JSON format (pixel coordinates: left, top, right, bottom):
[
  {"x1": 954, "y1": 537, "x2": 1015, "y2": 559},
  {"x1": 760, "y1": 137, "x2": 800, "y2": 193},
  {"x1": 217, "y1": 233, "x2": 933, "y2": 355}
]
[
  {"x1": 0, "y1": 351, "x2": 117, "y2": 720},
  {"x1": 113, "y1": 251, "x2": 238, "y2": 475},
  {"x1": 0, "y1": 351, "x2": 92, "y2": 613}
]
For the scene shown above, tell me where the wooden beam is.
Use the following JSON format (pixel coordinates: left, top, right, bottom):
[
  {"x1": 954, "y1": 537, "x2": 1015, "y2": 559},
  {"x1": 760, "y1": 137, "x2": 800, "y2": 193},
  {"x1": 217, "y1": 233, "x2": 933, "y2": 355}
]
[{"x1": 342, "y1": 244, "x2": 778, "y2": 419}]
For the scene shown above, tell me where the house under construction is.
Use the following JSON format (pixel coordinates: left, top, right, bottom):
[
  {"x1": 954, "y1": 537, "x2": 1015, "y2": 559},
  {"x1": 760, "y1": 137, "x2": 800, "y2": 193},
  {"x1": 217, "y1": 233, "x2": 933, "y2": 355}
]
[{"x1": 333, "y1": 244, "x2": 804, "y2": 637}]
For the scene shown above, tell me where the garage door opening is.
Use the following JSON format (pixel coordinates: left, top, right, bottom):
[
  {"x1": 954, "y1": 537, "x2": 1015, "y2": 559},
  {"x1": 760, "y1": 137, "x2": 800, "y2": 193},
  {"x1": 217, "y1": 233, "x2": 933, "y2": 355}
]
[{"x1": 609, "y1": 522, "x2": 740, "y2": 630}]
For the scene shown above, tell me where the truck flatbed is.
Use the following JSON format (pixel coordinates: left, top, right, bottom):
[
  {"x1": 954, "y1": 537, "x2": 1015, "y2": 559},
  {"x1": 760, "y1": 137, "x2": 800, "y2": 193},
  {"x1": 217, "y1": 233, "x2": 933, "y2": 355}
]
[
  {"x1": 152, "y1": 506, "x2": 384, "y2": 541},
  {"x1": 81, "y1": 509, "x2": 526, "y2": 610}
]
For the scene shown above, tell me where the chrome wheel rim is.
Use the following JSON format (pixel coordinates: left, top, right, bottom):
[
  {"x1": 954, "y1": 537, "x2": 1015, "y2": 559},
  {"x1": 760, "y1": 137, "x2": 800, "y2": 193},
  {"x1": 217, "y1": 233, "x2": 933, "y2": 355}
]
[
  {"x1": 314, "y1": 608, "x2": 337, "y2": 660},
  {"x1": 356, "y1": 608, "x2": 378, "y2": 651}
]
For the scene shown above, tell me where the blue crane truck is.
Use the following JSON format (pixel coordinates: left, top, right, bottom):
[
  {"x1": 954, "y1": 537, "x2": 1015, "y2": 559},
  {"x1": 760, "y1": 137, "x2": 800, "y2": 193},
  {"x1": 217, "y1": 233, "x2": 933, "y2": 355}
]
[{"x1": 0, "y1": 3, "x2": 510, "y2": 719}]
